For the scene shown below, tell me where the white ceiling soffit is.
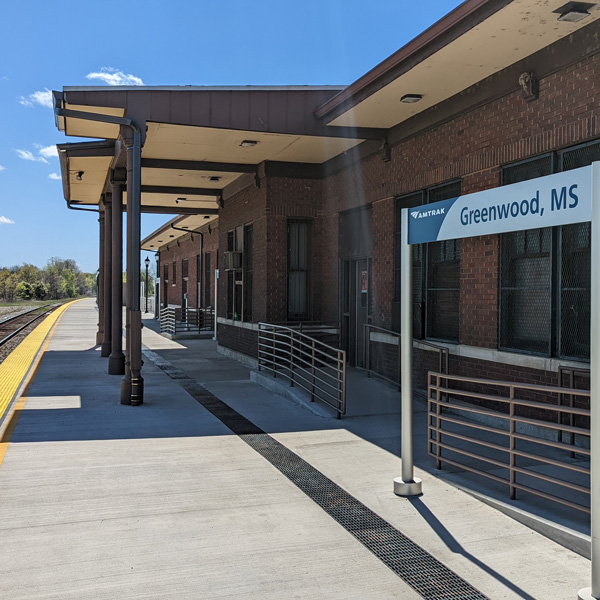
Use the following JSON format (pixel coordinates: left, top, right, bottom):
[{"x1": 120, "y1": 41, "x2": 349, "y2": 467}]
[
  {"x1": 142, "y1": 122, "x2": 364, "y2": 164},
  {"x1": 63, "y1": 104, "x2": 126, "y2": 139},
  {"x1": 141, "y1": 214, "x2": 218, "y2": 250},
  {"x1": 328, "y1": 1, "x2": 600, "y2": 129},
  {"x1": 142, "y1": 167, "x2": 241, "y2": 188},
  {"x1": 68, "y1": 156, "x2": 113, "y2": 204},
  {"x1": 123, "y1": 191, "x2": 219, "y2": 209}
]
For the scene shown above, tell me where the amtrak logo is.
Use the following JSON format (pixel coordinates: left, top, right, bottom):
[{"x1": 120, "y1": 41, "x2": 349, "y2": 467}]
[{"x1": 411, "y1": 208, "x2": 446, "y2": 219}]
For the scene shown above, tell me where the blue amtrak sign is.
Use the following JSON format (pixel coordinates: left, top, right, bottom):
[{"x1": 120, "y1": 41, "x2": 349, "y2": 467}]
[{"x1": 407, "y1": 166, "x2": 592, "y2": 244}]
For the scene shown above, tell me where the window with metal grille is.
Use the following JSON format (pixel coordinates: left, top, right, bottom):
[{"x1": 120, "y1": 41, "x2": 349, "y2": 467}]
[
  {"x1": 500, "y1": 155, "x2": 553, "y2": 354},
  {"x1": 226, "y1": 224, "x2": 252, "y2": 321},
  {"x1": 500, "y1": 141, "x2": 599, "y2": 359},
  {"x1": 181, "y1": 259, "x2": 189, "y2": 279},
  {"x1": 244, "y1": 224, "x2": 253, "y2": 321},
  {"x1": 393, "y1": 183, "x2": 461, "y2": 341},
  {"x1": 288, "y1": 220, "x2": 311, "y2": 320}
]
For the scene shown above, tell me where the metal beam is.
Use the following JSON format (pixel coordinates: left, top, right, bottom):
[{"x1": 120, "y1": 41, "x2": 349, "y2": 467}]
[
  {"x1": 141, "y1": 185, "x2": 222, "y2": 196},
  {"x1": 141, "y1": 158, "x2": 256, "y2": 174}
]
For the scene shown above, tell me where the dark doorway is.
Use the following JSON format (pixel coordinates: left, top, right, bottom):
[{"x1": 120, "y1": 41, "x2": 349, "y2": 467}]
[{"x1": 340, "y1": 206, "x2": 372, "y2": 367}]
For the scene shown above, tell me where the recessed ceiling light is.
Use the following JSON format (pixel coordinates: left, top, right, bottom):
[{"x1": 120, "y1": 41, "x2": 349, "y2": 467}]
[
  {"x1": 210, "y1": 176, "x2": 222, "y2": 182},
  {"x1": 401, "y1": 94, "x2": 423, "y2": 104},
  {"x1": 76, "y1": 171, "x2": 84, "y2": 180},
  {"x1": 554, "y1": 2, "x2": 593, "y2": 21},
  {"x1": 204, "y1": 215, "x2": 210, "y2": 219},
  {"x1": 150, "y1": 245, "x2": 154, "y2": 247},
  {"x1": 557, "y1": 9, "x2": 589, "y2": 21},
  {"x1": 169, "y1": 235, "x2": 175, "y2": 238},
  {"x1": 157, "y1": 240, "x2": 162, "y2": 242},
  {"x1": 240, "y1": 140, "x2": 258, "y2": 147},
  {"x1": 182, "y1": 226, "x2": 189, "y2": 229},
  {"x1": 176, "y1": 197, "x2": 187, "y2": 203}
]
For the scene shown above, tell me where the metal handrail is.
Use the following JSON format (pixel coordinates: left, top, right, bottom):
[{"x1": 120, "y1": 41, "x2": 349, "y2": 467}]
[
  {"x1": 160, "y1": 306, "x2": 214, "y2": 335},
  {"x1": 428, "y1": 371, "x2": 590, "y2": 513},
  {"x1": 363, "y1": 324, "x2": 449, "y2": 389},
  {"x1": 258, "y1": 322, "x2": 346, "y2": 418}
]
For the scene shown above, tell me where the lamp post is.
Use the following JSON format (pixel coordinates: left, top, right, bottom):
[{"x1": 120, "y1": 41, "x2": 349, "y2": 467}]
[{"x1": 144, "y1": 256, "x2": 150, "y2": 313}]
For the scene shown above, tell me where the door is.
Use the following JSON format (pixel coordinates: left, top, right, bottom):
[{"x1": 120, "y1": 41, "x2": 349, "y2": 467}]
[{"x1": 343, "y1": 258, "x2": 371, "y2": 367}]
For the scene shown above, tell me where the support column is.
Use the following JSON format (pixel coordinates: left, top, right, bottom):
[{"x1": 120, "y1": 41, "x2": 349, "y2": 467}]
[
  {"x1": 101, "y1": 195, "x2": 112, "y2": 357},
  {"x1": 120, "y1": 127, "x2": 143, "y2": 406},
  {"x1": 109, "y1": 173, "x2": 125, "y2": 375},
  {"x1": 96, "y1": 202, "x2": 105, "y2": 346},
  {"x1": 393, "y1": 208, "x2": 422, "y2": 497}
]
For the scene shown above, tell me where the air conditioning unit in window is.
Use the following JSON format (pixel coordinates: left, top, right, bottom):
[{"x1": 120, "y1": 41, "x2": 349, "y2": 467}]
[{"x1": 224, "y1": 251, "x2": 243, "y2": 270}]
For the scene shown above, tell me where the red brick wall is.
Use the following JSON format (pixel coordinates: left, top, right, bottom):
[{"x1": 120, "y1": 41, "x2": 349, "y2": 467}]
[{"x1": 159, "y1": 220, "x2": 218, "y2": 308}]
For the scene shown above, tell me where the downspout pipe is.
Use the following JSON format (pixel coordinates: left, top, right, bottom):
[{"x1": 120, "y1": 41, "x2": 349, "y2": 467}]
[{"x1": 55, "y1": 105, "x2": 144, "y2": 406}]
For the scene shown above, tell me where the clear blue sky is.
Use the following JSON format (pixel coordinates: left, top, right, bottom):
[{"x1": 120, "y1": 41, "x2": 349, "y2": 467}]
[{"x1": 0, "y1": 0, "x2": 463, "y2": 274}]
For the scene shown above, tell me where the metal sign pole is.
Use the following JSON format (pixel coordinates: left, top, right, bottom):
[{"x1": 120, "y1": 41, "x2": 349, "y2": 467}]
[
  {"x1": 579, "y1": 162, "x2": 600, "y2": 600},
  {"x1": 394, "y1": 208, "x2": 422, "y2": 496}
]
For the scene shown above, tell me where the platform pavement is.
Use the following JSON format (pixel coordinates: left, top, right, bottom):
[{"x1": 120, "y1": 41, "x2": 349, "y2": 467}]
[{"x1": 0, "y1": 298, "x2": 592, "y2": 599}]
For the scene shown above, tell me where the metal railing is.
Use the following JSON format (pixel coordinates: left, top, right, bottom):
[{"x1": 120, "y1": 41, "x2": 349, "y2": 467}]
[
  {"x1": 364, "y1": 324, "x2": 449, "y2": 389},
  {"x1": 160, "y1": 306, "x2": 214, "y2": 336},
  {"x1": 273, "y1": 321, "x2": 341, "y2": 349},
  {"x1": 258, "y1": 322, "x2": 347, "y2": 418},
  {"x1": 428, "y1": 371, "x2": 590, "y2": 513},
  {"x1": 558, "y1": 365, "x2": 590, "y2": 451}
]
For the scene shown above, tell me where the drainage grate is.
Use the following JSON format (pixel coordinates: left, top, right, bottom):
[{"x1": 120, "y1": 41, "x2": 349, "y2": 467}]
[{"x1": 146, "y1": 350, "x2": 489, "y2": 600}]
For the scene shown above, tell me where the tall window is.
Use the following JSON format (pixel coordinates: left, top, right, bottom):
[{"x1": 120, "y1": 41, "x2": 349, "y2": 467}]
[
  {"x1": 500, "y1": 140, "x2": 598, "y2": 359},
  {"x1": 288, "y1": 220, "x2": 311, "y2": 320},
  {"x1": 225, "y1": 224, "x2": 253, "y2": 321},
  {"x1": 163, "y1": 263, "x2": 169, "y2": 307},
  {"x1": 172, "y1": 261, "x2": 177, "y2": 286},
  {"x1": 394, "y1": 181, "x2": 461, "y2": 341}
]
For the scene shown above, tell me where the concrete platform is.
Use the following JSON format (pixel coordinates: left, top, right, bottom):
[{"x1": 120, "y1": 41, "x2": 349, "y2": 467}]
[{"x1": 0, "y1": 298, "x2": 593, "y2": 599}]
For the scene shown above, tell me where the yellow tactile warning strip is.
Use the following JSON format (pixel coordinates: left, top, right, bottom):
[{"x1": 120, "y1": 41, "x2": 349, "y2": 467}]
[{"x1": 0, "y1": 300, "x2": 78, "y2": 427}]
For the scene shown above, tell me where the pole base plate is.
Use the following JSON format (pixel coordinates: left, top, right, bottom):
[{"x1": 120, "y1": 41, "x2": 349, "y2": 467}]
[
  {"x1": 578, "y1": 588, "x2": 597, "y2": 599},
  {"x1": 393, "y1": 476, "x2": 422, "y2": 497}
]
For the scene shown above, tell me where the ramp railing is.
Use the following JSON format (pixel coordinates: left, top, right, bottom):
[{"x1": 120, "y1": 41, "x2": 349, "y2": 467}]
[
  {"x1": 160, "y1": 306, "x2": 214, "y2": 336},
  {"x1": 428, "y1": 371, "x2": 590, "y2": 513},
  {"x1": 258, "y1": 322, "x2": 346, "y2": 418}
]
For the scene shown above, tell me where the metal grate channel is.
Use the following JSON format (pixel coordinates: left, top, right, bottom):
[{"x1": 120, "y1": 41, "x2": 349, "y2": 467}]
[{"x1": 145, "y1": 349, "x2": 488, "y2": 600}]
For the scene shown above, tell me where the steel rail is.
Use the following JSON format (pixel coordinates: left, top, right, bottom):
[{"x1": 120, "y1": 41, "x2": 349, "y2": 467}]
[
  {"x1": 0, "y1": 303, "x2": 62, "y2": 348},
  {"x1": 428, "y1": 371, "x2": 591, "y2": 512},
  {"x1": 258, "y1": 322, "x2": 346, "y2": 418}
]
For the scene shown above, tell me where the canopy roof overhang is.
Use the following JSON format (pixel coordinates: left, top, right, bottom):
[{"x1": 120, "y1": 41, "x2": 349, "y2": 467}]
[
  {"x1": 316, "y1": 0, "x2": 600, "y2": 127},
  {"x1": 141, "y1": 214, "x2": 217, "y2": 251},
  {"x1": 53, "y1": 0, "x2": 600, "y2": 249}
]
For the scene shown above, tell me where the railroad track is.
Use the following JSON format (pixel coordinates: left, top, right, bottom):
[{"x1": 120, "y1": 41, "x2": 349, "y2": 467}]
[{"x1": 0, "y1": 303, "x2": 64, "y2": 353}]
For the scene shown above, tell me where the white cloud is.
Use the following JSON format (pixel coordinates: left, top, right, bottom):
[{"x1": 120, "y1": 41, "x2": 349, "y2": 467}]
[
  {"x1": 37, "y1": 144, "x2": 58, "y2": 159},
  {"x1": 0, "y1": 216, "x2": 15, "y2": 224},
  {"x1": 0, "y1": 165, "x2": 5, "y2": 171},
  {"x1": 48, "y1": 173, "x2": 61, "y2": 180},
  {"x1": 18, "y1": 88, "x2": 53, "y2": 108},
  {"x1": 15, "y1": 149, "x2": 48, "y2": 163},
  {"x1": 86, "y1": 67, "x2": 144, "y2": 86}
]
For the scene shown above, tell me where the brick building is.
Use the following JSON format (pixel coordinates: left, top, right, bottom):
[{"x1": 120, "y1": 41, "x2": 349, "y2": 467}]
[{"x1": 54, "y1": 0, "x2": 600, "y2": 403}]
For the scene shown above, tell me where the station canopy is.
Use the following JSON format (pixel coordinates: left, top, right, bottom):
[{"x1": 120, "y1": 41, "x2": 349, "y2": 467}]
[{"x1": 52, "y1": 0, "x2": 600, "y2": 249}]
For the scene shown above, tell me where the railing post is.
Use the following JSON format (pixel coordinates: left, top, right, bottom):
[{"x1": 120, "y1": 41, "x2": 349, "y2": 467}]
[
  {"x1": 509, "y1": 385, "x2": 517, "y2": 500},
  {"x1": 257, "y1": 325, "x2": 262, "y2": 372},
  {"x1": 397, "y1": 333, "x2": 402, "y2": 391},
  {"x1": 311, "y1": 339, "x2": 316, "y2": 402},
  {"x1": 272, "y1": 327, "x2": 277, "y2": 378},
  {"x1": 436, "y1": 374, "x2": 443, "y2": 470},
  {"x1": 337, "y1": 350, "x2": 345, "y2": 420},
  {"x1": 290, "y1": 331, "x2": 295, "y2": 387},
  {"x1": 366, "y1": 325, "x2": 371, "y2": 378}
]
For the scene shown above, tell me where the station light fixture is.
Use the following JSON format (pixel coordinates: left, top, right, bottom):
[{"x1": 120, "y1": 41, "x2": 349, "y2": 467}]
[{"x1": 401, "y1": 94, "x2": 423, "y2": 104}]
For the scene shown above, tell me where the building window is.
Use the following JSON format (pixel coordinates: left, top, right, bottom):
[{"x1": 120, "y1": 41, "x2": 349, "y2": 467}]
[
  {"x1": 181, "y1": 259, "x2": 189, "y2": 279},
  {"x1": 394, "y1": 181, "x2": 461, "y2": 341},
  {"x1": 288, "y1": 220, "x2": 311, "y2": 320},
  {"x1": 500, "y1": 140, "x2": 598, "y2": 359},
  {"x1": 244, "y1": 224, "x2": 253, "y2": 321},
  {"x1": 163, "y1": 263, "x2": 169, "y2": 307},
  {"x1": 225, "y1": 224, "x2": 253, "y2": 321},
  {"x1": 172, "y1": 261, "x2": 177, "y2": 286}
]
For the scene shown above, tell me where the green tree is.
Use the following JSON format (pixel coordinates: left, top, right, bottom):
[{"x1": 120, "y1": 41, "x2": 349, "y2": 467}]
[{"x1": 15, "y1": 281, "x2": 34, "y2": 300}]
